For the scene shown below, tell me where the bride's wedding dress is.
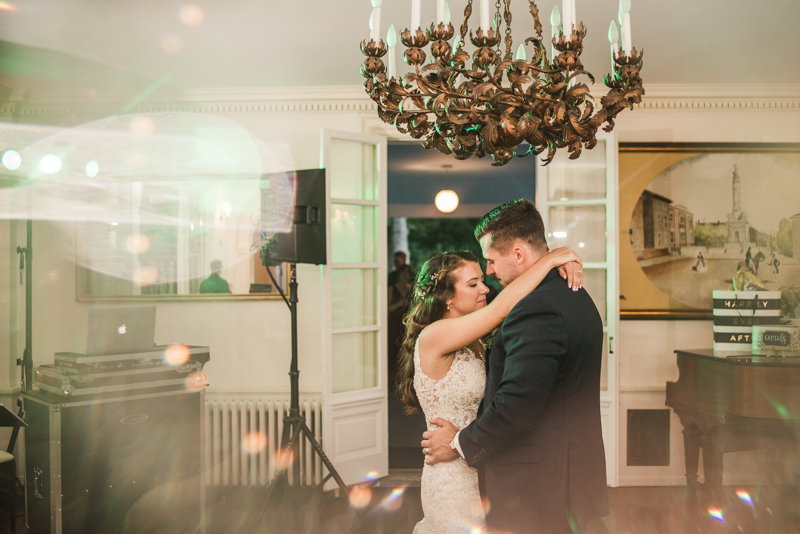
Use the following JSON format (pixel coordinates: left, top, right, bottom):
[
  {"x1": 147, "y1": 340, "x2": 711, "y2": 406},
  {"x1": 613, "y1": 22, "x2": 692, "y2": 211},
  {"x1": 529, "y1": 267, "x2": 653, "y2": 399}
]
[{"x1": 413, "y1": 340, "x2": 487, "y2": 534}]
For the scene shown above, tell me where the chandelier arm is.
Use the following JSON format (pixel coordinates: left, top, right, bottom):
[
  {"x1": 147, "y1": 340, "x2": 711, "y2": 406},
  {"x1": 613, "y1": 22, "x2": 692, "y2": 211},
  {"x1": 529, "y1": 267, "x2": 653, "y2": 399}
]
[
  {"x1": 503, "y1": 0, "x2": 513, "y2": 60},
  {"x1": 408, "y1": 65, "x2": 472, "y2": 101},
  {"x1": 459, "y1": 0, "x2": 474, "y2": 50},
  {"x1": 527, "y1": 0, "x2": 543, "y2": 38}
]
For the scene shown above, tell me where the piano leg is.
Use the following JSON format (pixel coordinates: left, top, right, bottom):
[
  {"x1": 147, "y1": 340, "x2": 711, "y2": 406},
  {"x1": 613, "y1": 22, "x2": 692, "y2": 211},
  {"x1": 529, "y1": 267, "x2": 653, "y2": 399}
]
[
  {"x1": 700, "y1": 427, "x2": 724, "y2": 500},
  {"x1": 682, "y1": 423, "x2": 702, "y2": 494}
]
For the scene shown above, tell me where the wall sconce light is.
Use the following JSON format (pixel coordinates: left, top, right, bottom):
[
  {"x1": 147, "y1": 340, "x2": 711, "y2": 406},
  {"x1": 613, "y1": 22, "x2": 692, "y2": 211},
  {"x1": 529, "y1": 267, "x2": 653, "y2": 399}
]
[{"x1": 435, "y1": 190, "x2": 459, "y2": 213}]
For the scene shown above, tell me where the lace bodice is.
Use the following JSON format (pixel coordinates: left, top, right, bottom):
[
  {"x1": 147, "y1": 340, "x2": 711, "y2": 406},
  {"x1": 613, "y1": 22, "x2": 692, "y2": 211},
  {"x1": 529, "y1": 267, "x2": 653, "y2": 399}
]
[
  {"x1": 413, "y1": 340, "x2": 486, "y2": 431},
  {"x1": 412, "y1": 338, "x2": 487, "y2": 534}
]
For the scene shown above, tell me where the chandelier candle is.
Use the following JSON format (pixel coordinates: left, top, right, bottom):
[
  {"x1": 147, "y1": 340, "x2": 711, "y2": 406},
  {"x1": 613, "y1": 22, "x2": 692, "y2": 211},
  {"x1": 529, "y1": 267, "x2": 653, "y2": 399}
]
[
  {"x1": 370, "y1": 0, "x2": 382, "y2": 42},
  {"x1": 437, "y1": 0, "x2": 446, "y2": 24},
  {"x1": 620, "y1": 0, "x2": 632, "y2": 54},
  {"x1": 608, "y1": 21, "x2": 620, "y2": 78},
  {"x1": 387, "y1": 24, "x2": 397, "y2": 78},
  {"x1": 480, "y1": 0, "x2": 490, "y2": 30},
  {"x1": 360, "y1": 0, "x2": 644, "y2": 166},
  {"x1": 550, "y1": 5, "x2": 561, "y2": 65}
]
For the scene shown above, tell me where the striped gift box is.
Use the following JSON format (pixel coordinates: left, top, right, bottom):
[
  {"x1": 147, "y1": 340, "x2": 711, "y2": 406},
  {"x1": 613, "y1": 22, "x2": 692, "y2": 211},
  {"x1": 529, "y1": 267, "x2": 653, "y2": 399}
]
[{"x1": 711, "y1": 291, "x2": 781, "y2": 354}]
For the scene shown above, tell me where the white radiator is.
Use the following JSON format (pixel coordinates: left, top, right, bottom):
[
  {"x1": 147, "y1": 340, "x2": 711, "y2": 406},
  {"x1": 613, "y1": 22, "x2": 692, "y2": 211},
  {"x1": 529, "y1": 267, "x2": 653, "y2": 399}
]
[{"x1": 204, "y1": 397, "x2": 323, "y2": 486}]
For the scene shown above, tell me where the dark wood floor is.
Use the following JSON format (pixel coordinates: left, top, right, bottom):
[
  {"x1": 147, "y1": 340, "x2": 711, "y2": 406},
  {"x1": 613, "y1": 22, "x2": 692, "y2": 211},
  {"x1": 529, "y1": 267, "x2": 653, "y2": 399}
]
[{"x1": 2, "y1": 477, "x2": 798, "y2": 533}]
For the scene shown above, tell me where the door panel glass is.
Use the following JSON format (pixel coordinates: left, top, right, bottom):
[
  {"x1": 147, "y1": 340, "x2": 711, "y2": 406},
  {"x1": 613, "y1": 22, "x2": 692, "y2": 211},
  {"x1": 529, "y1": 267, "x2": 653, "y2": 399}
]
[
  {"x1": 331, "y1": 204, "x2": 376, "y2": 263},
  {"x1": 330, "y1": 139, "x2": 377, "y2": 201},
  {"x1": 547, "y1": 205, "x2": 606, "y2": 263},
  {"x1": 332, "y1": 269, "x2": 377, "y2": 329},
  {"x1": 332, "y1": 332, "x2": 378, "y2": 393},
  {"x1": 582, "y1": 268, "x2": 607, "y2": 325},
  {"x1": 547, "y1": 140, "x2": 606, "y2": 201}
]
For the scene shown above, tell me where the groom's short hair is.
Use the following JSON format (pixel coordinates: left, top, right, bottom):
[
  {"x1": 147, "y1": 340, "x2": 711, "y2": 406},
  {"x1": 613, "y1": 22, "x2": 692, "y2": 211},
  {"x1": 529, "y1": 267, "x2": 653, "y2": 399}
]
[{"x1": 474, "y1": 198, "x2": 548, "y2": 254}]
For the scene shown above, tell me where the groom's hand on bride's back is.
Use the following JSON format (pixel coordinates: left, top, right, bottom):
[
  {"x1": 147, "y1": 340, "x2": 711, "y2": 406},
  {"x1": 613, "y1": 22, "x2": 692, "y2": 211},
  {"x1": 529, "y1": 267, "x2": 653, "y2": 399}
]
[{"x1": 421, "y1": 418, "x2": 460, "y2": 465}]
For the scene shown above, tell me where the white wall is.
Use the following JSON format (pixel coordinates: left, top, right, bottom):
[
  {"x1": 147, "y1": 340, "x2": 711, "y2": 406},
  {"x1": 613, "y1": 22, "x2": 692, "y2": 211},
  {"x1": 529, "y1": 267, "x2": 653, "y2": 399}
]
[
  {"x1": 612, "y1": 84, "x2": 800, "y2": 485},
  {"x1": 2, "y1": 87, "x2": 376, "y2": 397}
]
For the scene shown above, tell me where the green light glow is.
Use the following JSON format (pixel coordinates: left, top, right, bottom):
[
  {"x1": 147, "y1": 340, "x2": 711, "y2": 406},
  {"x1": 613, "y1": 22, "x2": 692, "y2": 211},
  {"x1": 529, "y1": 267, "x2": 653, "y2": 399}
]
[
  {"x1": 85, "y1": 160, "x2": 99, "y2": 178},
  {"x1": 2, "y1": 149, "x2": 21, "y2": 170},
  {"x1": 40, "y1": 154, "x2": 63, "y2": 174}
]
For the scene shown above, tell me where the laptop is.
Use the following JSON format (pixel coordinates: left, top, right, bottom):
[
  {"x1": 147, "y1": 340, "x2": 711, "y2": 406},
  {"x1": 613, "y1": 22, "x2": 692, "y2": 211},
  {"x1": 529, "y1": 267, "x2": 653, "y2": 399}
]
[{"x1": 86, "y1": 305, "x2": 157, "y2": 356}]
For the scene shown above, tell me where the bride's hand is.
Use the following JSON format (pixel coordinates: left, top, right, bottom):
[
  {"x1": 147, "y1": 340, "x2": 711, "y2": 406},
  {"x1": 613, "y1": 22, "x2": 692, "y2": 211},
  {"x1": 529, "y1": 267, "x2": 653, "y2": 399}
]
[
  {"x1": 558, "y1": 261, "x2": 583, "y2": 291},
  {"x1": 541, "y1": 247, "x2": 583, "y2": 290}
]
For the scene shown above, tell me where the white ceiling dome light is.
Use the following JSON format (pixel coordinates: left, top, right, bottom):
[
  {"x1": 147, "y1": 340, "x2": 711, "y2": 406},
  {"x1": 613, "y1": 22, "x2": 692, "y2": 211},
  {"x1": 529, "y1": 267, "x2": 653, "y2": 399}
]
[{"x1": 435, "y1": 190, "x2": 459, "y2": 214}]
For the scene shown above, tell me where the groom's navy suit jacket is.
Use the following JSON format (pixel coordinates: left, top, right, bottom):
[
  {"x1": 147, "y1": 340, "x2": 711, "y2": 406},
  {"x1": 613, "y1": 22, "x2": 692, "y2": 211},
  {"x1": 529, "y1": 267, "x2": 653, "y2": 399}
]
[{"x1": 459, "y1": 268, "x2": 609, "y2": 534}]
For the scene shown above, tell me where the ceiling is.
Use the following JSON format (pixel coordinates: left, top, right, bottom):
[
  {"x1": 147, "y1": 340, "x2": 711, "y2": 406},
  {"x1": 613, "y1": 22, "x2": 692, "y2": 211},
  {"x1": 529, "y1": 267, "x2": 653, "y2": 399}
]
[
  {"x1": 388, "y1": 143, "x2": 537, "y2": 205},
  {"x1": 1, "y1": 0, "x2": 799, "y2": 95}
]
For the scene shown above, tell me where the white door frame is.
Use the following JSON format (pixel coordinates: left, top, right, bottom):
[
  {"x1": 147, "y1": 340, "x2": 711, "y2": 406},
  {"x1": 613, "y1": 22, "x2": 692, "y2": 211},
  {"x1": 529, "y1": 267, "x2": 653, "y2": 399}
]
[
  {"x1": 536, "y1": 133, "x2": 620, "y2": 486},
  {"x1": 320, "y1": 129, "x2": 389, "y2": 489}
]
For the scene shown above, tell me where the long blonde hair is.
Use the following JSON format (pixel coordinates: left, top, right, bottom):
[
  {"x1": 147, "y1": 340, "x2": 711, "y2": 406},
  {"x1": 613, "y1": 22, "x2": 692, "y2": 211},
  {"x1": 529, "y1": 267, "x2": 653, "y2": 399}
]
[{"x1": 395, "y1": 251, "x2": 479, "y2": 414}]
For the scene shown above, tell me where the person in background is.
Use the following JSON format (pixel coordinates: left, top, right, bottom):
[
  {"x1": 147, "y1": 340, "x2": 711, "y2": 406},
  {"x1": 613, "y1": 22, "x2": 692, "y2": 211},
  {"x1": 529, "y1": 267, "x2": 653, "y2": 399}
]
[
  {"x1": 769, "y1": 253, "x2": 781, "y2": 283},
  {"x1": 199, "y1": 260, "x2": 231, "y2": 294},
  {"x1": 388, "y1": 264, "x2": 414, "y2": 385},
  {"x1": 388, "y1": 251, "x2": 408, "y2": 287}
]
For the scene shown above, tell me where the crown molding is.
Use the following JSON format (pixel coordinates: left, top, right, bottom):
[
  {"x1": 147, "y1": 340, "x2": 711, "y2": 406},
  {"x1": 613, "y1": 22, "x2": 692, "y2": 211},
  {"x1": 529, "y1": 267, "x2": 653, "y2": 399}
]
[{"x1": 3, "y1": 83, "x2": 799, "y2": 120}]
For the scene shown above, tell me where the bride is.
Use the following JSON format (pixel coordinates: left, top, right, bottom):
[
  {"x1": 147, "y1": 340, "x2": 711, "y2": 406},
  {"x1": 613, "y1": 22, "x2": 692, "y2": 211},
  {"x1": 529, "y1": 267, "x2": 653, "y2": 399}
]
[{"x1": 395, "y1": 248, "x2": 582, "y2": 534}]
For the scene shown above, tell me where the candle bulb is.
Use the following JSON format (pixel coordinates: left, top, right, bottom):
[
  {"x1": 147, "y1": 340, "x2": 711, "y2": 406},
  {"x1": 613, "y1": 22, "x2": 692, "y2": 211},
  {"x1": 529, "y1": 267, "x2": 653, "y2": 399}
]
[
  {"x1": 411, "y1": 0, "x2": 420, "y2": 30},
  {"x1": 480, "y1": 0, "x2": 490, "y2": 32},
  {"x1": 387, "y1": 24, "x2": 397, "y2": 78},
  {"x1": 437, "y1": 0, "x2": 446, "y2": 25},
  {"x1": 550, "y1": 5, "x2": 561, "y2": 62},
  {"x1": 515, "y1": 43, "x2": 527, "y2": 61},
  {"x1": 569, "y1": 0, "x2": 577, "y2": 34},
  {"x1": 608, "y1": 21, "x2": 619, "y2": 79},
  {"x1": 371, "y1": 0, "x2": 382, "y2": 41},
  {"x1": 444, "y1": 2, "x2": 451, "y2": 25},
  {"x1": 620, "y1": 0, "x2": 632, "y2": 54}
]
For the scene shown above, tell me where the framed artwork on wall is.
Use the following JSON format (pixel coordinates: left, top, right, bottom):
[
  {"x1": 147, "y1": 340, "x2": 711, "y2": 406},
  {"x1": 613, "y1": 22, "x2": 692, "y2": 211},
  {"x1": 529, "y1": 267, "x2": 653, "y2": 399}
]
[{"x1": 619, "y1": 143, "x2": 800, "y2": 319}]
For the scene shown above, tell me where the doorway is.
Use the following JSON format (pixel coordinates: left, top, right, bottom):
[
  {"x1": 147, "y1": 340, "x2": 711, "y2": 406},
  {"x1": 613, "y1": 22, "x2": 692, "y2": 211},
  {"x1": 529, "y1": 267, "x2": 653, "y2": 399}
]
[{"x1": 385, "y1": 142, "x2": 538, "y2": 468}]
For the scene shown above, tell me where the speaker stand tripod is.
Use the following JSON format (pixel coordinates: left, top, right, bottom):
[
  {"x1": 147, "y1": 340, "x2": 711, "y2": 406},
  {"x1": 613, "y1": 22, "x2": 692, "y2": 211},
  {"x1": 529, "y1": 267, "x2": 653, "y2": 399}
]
[{"x1": 263, "y1": 263, "x2": 347, "y2": 504}]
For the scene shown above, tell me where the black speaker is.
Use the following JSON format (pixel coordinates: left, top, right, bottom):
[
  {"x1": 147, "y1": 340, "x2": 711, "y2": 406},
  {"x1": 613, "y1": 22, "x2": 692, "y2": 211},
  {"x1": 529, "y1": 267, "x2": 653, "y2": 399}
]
[
  {"x1": 25, "y1": 389, "x2": 203, "y2": 534},
  {"x1": 260, "y1": 169, "x2": 326, "y2": 265}
]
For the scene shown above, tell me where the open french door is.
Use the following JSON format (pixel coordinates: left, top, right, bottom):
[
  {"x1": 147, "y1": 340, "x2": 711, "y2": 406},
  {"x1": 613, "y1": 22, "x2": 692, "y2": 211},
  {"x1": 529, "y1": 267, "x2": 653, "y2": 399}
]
[
  {"x1": 320, "y1": 129, "x2": 389, "y2": 489},
  {"x1": 536, "y1": 132, "x2": 620, "y2": 486}
]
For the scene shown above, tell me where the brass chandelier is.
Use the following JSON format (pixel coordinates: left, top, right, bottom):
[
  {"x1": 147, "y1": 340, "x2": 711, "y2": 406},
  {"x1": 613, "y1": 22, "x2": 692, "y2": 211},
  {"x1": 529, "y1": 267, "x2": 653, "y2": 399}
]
[{"x1": 360, "y1": 0, "x2": 644, "y2": 166}]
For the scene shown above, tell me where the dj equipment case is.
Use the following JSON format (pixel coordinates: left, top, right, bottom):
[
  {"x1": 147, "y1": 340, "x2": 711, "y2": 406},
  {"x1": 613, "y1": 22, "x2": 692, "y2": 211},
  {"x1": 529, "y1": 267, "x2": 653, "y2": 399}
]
[
  {"x1": 54, "y1": 345, "x2": 210, "y2": 374},
  {"x1": 23, "y1": 387, "x2": 205, "y2": 534},
  {"x1": 34, "y1": 361, "x2": 205, "y2": 397}
]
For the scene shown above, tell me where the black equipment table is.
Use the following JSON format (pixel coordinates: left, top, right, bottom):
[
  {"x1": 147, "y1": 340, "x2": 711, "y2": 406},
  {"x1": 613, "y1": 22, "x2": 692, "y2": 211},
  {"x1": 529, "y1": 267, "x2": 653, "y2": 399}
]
[
  {"x1": 23, "y1": 386, "x2": 205, "y2": 533},
  {"x1": 666, "y1": 349, "x2": 800, "y2": 497}
]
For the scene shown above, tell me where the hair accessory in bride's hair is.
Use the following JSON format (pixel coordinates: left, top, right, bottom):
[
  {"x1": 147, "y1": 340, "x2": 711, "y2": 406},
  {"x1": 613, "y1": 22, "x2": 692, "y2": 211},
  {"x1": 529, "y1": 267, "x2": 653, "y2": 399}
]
[{"x1": 414, "y1": 270, "x2": 444, "y2": 299}]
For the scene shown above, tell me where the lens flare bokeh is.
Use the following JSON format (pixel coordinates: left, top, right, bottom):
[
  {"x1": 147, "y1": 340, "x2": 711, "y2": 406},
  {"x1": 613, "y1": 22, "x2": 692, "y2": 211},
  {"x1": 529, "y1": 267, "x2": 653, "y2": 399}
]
[
  {"x1": 272, "y1": 447, "x2": 295, "y2": 470},
  {"x1": 242, "y1": 432, "x2": 268, "y2": 454},
  {"x1": 349, "y1": 485, "x2": 372, "y2": 509},
  {"x1": 179, "y1": 4, "x2": 204, "y2": 26},
  {"x1": 164, "y1": 344, "x2": 191, "y2": 366},
  {"x1": 736, "y1": 490, "x2": 754, "y2": 506},
  {"x1": 381, "y1": 487, "x2": 404, "y2": 511},
  {"x1": 708, "y1": 508, "x2": 725, "y2": 522},
  {"x1": 184, "y1": 370, "x2": 208, "y2": 390},
  {"x1": 0, "y1": 113, "x2": 295, "y2": 290}
]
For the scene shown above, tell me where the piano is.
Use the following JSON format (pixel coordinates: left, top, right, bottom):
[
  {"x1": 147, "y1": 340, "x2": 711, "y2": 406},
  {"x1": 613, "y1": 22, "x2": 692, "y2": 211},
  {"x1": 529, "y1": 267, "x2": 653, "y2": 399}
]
[{"x1": 666, "y1": 349, "x2": 800, "y2": 496}]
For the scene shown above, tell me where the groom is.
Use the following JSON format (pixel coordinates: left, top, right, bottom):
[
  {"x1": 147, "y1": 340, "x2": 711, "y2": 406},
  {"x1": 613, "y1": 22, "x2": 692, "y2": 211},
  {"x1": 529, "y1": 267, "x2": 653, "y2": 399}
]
[{"x1": 422, "y1": 199, "x2": 610, "y2": 534}]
